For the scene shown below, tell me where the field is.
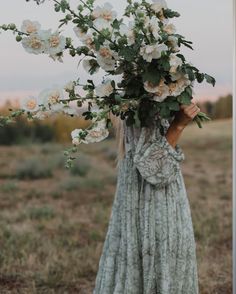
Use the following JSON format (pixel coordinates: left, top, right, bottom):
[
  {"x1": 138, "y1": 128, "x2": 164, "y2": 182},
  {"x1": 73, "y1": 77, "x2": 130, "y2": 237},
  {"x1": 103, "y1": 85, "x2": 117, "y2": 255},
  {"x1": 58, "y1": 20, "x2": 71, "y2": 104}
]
[{"x1": 0, "y1": 119, "x2": 232, "y2": 294}]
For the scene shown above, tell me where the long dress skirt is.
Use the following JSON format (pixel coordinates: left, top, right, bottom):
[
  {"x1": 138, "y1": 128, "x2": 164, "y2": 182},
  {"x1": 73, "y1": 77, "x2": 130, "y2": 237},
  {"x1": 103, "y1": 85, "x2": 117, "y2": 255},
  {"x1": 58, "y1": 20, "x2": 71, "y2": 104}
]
[{"x1": 93, "y1": 119, "x2": 199, "y2": 294}]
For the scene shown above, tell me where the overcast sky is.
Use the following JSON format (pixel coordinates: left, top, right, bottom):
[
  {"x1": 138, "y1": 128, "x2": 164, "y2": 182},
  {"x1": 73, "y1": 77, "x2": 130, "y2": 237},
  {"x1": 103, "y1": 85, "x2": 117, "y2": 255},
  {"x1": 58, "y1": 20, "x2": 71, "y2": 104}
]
[{"x1": 0, "y1": 0, "x2": 233, "y2": 103}]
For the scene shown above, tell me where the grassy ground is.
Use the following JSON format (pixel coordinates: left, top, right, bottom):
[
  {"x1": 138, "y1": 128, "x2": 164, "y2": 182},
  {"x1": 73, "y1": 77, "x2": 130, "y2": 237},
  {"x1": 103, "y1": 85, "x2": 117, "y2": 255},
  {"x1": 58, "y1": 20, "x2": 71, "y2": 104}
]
[{"x1": 0, "y1": 119, "x2": 232, "y2": 293}]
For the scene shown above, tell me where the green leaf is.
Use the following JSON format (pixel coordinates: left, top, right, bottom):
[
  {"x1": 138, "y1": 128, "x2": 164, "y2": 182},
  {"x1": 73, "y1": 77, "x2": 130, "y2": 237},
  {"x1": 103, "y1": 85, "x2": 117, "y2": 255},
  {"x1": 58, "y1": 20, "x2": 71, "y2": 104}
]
[
  {"x1": 114, "y1": 94, "x2": 122, "y2": 102},
  {"x1": 158, "y1": 56, "x2": 170, "y2": 71},
  {"x1": 176, "y1": 54, "x2": 185, "y2": 63},
  {"x1": 119, "y1": 47, "x2": 136, "y2": 62},
  {"x1": 111, "y1": 80, "x2": 116, "y2": 88},
  {"x1": 185, "y1": 68, "x2": 195, "y2": 81},
  {"x1": 163, "y1": 9, "x2": 180, "y2": 18},
  {"x1": 177, "y1": 91, "x2": 192, "y2": 105},
  {"x1": 112, "y1": 18, "x2": 123, "y2": 30},
  {"x1": 159, "y1": 104, "x2": 171, "y2": 118},
  {"x1": 196, "y1": 73, "x2": 205, "y2": 83},
  {"x1": 142, "y1": 65, "x2": 161, "y2": 84},
  {"x1": 167, "y1": 101, "x2": 180, "y2": 111},
  {"x1": 94, "y1": 39, "x2": 100, "y2": 51},
  {"x1": 204, "y1": 74, "x2": 216, "y2": 87},
  {"x1": 185, "y1": 86, "x2": 193, "y2": 97}
]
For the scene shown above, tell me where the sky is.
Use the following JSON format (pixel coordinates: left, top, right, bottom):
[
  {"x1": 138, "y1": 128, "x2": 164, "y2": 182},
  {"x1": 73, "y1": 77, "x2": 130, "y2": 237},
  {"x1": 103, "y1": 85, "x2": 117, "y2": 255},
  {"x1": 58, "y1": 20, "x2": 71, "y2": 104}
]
[{"x1": 0, "y1": 0, "x2": 233, "y2": 104}]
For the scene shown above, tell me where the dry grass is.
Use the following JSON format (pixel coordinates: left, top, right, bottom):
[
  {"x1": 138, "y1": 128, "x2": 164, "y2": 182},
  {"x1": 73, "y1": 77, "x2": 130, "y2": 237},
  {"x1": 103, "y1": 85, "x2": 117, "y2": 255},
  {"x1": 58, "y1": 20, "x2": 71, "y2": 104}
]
[{"x1": 0, "y1": 119, "x2": 232, "y2": 293}]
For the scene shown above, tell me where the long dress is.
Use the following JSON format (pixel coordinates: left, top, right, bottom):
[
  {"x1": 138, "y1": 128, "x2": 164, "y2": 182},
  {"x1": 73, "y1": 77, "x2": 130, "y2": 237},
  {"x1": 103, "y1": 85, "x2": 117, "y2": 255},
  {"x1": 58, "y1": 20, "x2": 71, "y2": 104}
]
[{"x1": 93, "y1": 118, "x2": 199, "y2": 294}]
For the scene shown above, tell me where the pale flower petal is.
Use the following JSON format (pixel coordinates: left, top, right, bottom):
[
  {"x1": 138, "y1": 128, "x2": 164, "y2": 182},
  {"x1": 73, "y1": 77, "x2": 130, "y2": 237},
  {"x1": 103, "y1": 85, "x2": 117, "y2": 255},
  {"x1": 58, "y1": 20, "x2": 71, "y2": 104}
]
[
  {"x1": 150, "y1": 0, "x2": 168, "y2": 13},
  {"x1": 38, "y1": 87, "x2": 64, "y2": 111},
  {"x1": 92, "y1": 2, "x2": 117, "y2": 21},
  {"x1": 163, "y1": 23, "x2": 176, "y2": 35},
  {"x1": 83, "y1": 120, "x2": 109, "y2": 144},
  {"x1": 95, "y1": 80, "x2": 114, "y2": 97},
  {"x1": 169, "y1": 53, "x2": 183, "y2": 73},
  {"x1": 21, "y1": 96, "x2": 39, "y2": 112},
  {"x1": 140, "y1": 43, "x2": 168, "y2": 62},
  {"x1": 21, "y1": 20, "x2": 41, "y2": 34},
  {"x1": 22, "y1": 32, "x2": 45, "y2": 55},
  {"x1": 153, "y1": 80, "x2": 170, "y2": 102}
]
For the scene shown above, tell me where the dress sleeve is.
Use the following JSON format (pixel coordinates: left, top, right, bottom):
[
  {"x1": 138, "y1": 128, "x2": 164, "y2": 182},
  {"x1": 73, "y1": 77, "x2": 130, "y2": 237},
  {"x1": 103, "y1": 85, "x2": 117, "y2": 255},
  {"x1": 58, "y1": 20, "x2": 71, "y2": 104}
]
[{"x1": 133, "y1": 129, "x2": 185, "y2": 187}]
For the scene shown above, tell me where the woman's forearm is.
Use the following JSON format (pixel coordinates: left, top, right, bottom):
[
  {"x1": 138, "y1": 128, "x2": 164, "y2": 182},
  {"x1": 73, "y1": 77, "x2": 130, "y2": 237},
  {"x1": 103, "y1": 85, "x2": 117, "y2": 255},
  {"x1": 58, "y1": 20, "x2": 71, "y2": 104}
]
[
  {"x1": 165, "y1": 120, "x2": 185, "y2": 149},
  {"x1": 165, "y1": 102, "x2": 201, "y2": 149}
]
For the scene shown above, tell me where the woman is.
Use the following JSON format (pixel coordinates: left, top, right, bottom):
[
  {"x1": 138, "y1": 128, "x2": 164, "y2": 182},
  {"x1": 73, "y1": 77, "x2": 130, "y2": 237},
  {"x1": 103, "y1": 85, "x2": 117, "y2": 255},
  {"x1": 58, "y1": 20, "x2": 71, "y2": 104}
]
[{"x1": 93, "y1": 102, "x2": 200, "y2": 294}]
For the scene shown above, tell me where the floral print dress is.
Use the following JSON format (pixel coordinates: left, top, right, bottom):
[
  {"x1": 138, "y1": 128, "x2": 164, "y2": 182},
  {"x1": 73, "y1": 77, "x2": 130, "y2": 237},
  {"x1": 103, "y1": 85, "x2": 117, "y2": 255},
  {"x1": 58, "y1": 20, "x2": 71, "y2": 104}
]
[{"x1": 93, "y1": 118, "x2": 199, "y2": 294}]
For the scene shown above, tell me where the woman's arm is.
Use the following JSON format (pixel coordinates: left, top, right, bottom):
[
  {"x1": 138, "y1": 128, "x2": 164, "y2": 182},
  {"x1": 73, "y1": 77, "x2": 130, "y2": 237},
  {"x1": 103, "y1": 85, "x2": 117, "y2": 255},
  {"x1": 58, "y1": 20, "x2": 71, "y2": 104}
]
[{"x1": 165, "y1": 102, "x2": 200, "y2": 148}]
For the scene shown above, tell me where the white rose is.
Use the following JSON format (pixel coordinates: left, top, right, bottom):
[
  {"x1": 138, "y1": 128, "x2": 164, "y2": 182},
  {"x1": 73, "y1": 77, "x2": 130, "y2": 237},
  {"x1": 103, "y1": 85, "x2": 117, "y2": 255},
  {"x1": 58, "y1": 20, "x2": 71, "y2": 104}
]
[
  {"x1": 169, "y1": 54, "x2": 183, "y2": 73},
  {"x1": 168, "y1": 82, "x2": 183, "y2": 97},
  {"x1": 83, "y1": 120, "x2": 109, "y2": 144},
  {"x1": 153, "y1": 79, "x2": 169, "y2": 102},
  {"x1": 21, "y1": 96, "x2": 39, "y2": 112},
  {"x1": 93, "y1": 18, "x2": 112, "y2": 31},
  {"x1": 22, "y1": 32, "x2": 46, "y2": 55},
  {"x1": 120, "y1": 23, "x2": 136, "y2": 45},
  {"x1": 71, "y1": 129, "x2": 83, "y2": 145},
  {"x1": 168, "y1": 36, "x2": 180, "y2": 52},
  {"x1": 96, "y1": 44, "x2": 118, "y2": 71},
  {"x1": 147, "y1": 16, "x2": 161, "y2": 40},
  {"x1": 140, "y1": 43, "x2": 168, "y2": 62},
  {"x1": 163, "y1": 23, "x2": 176, "y2": 35},
  {"x1": 38, "y1": 87, "x2": 64, "y2": 112},
  {"x1": 82, "y1": 34, "x2": 94, "y2": 49},
  {"x1": 169, "y1": 74, "x2": 191, "y2": 96},
  {"x1": 21, "y1": 20, "x2": 41, "y2": 34},
  {"x1": 150, "y1": 0, "x2": 167, "y2": 13},
  {"x1": 177, "y1": 75, "x2": 191, "y2": 90},
  {"x1": 95, "y1": 80, "x2": 114, "y2": 97},
  {"x1": 144, "y1": 81, "x2": 160, "y2": 93},
  {"x1": 32, "y1": 110, "x2": 51, "y2": 120},
  {"x1": 44, "y1": 30, "x2": 66, "y2": 56},
  {"x1": 92, "y1": 2, "x2": 117, "y2": 21}
]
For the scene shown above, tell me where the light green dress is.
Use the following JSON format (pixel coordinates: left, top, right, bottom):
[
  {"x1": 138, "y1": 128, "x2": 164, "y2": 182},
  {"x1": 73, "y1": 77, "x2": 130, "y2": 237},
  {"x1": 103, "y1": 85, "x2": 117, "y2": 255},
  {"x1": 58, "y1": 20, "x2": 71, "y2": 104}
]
[{"x1": 93, "y1": 118, "x2": 199, "y2": 294}]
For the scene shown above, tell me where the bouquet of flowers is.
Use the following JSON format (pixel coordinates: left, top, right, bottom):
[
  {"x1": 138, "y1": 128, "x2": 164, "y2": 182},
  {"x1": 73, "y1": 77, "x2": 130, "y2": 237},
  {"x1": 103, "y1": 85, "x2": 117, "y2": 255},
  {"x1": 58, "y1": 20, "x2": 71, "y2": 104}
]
[{"x1": 0, "y1": 0, "x2": 215, "y2": 165}]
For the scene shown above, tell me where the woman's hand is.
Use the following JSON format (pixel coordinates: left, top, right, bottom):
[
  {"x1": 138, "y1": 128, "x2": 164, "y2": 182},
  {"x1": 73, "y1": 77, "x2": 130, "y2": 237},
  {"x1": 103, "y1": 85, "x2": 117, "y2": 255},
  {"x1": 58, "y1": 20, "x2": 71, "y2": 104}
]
[
  {"x1": 172, "y1": 102, "x2": 201, "y2": 131},
  {"x1": 165, "y1": 102, "x2": 200, "y2": 148}
]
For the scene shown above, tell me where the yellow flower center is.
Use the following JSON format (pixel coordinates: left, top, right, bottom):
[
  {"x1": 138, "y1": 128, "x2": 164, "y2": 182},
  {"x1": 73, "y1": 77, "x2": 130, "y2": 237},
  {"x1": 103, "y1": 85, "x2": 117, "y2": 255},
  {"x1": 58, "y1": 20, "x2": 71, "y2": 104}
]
[
  {"x1": 48, "y1": 92, "x2": 60, "y2": 104},
  {"x1": 85, "y1": 37, "x2": 93, "y2": 47},
  {"x1": 49, "y1": 36, "x2": 60, "y2": 48},
  {"x1": 90, "y1": 130, "x2": 102, "y2": 138},
  {"x1": 103, "y1": 12, "x2": 113, "y2": 21},
  {"x1": 26, "y1": 99, "x2": 37, "y2": 110},
  {"x1": 29, "y1": 36, "x2": 42, "y2": 49},
  {"x1": 26, "y1": 24, "x2": 37, "y2": 34},
  {"x1": 169, "y1": 83, "x2": 177, "y2": 94},
  {"x1": 99, "y1": 47, "x2": 112, "y2": 58}
]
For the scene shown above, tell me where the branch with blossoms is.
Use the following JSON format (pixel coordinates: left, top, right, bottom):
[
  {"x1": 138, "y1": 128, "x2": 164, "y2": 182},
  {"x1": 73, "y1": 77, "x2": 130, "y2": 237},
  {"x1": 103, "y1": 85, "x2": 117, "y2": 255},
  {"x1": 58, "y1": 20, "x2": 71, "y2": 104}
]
[{"x1": 0, "y1": 0, "x2": 215, "y2": 166}]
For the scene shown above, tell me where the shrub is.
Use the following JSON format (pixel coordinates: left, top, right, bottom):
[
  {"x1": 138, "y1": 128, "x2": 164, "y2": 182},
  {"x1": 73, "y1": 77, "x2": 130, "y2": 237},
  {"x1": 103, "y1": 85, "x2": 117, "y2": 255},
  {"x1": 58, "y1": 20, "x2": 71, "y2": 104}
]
[
  {"x1": 27, "y1": 206, "x2": 55, "y2": 220},
  {"x1": 1, "y1": 181, "x2": 18, "y2": 193},
  {"x1": 15, "y1": 157, "x2": 53, "y2": 180},
  {"x1": 69, "y1": 155, "x2": 91, "y2": 177},
  {"x1": 60, "y1": 178, "x2": 80, "y2": 192}
]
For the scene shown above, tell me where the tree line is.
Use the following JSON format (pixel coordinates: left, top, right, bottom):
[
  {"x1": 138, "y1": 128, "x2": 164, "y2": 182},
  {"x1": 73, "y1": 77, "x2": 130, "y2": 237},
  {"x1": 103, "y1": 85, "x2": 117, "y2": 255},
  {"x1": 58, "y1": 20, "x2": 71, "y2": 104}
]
[{"x1": 0, "y1": 94, "x2": 232, "y2": 145}]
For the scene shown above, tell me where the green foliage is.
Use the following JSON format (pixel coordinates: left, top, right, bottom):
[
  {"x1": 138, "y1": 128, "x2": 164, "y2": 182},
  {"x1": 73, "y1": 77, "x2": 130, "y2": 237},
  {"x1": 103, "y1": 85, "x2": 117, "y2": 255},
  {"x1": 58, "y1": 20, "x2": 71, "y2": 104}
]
[
  {"x1": 15, "y1": 157, "x2": 53, "y2": 180},
  {"x1": 0, "y1": 116, "x2": 54, "y2": 145},
  {"x1": 1, "y1": 181, "x2": 18, "y2": 193},
  {"x1": 69, "y1": 155, "x2": 91, "y2": 176},
  {"x1": 60, "y1": 178, "x2": 80, "y2": 191},
  {"x1": 27, "y1": 206, "x2": 55, "y2": 220}
]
